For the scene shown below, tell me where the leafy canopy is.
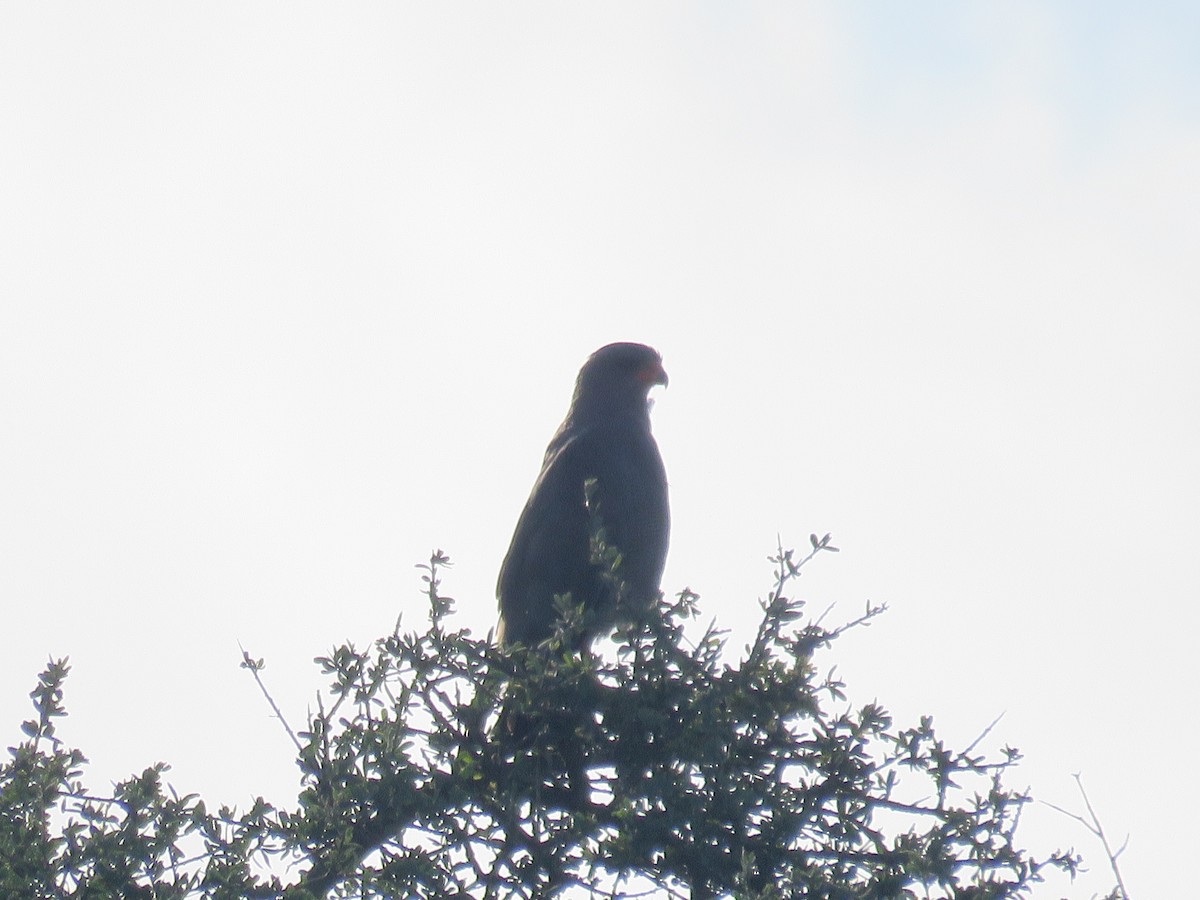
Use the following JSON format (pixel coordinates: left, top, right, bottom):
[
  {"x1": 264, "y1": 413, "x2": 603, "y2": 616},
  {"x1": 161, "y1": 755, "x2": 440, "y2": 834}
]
[{"x1": 1, "y1": 540, "x2": 1083, "y2": 898}]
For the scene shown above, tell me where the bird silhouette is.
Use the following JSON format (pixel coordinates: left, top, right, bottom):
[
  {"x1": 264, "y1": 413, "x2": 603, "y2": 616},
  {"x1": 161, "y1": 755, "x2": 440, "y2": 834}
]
[{"x1": 497, "y1": 342, "x2": 670, "y2": 650}]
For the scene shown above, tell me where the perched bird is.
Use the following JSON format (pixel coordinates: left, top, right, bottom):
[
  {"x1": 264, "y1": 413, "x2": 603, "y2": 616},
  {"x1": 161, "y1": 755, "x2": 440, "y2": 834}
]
[{"x1": 497, "y1": 342, "x2": 670, "y2": 650}]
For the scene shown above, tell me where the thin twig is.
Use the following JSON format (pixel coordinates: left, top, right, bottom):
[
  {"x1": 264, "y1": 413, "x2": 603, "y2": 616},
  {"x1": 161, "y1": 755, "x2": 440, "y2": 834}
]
[
  {"x1": 963, "y1": 712, "x2": 1006, "y2": 756},
  {"x1": 238, "y1": 642, "x2": 303, "y2": 752},
  {"x1": 1042, "y1": 773, "x2": 1129, "y2": 899}
]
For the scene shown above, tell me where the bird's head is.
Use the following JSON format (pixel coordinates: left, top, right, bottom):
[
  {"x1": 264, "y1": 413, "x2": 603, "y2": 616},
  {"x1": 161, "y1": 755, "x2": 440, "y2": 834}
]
[{"x1": 571, "y1": 342, "x2": 667, "y2": 421}]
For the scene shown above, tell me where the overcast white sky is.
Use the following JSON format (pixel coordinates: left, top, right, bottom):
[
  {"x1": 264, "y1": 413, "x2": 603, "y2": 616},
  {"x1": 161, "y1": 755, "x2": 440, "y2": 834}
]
[{"x1": 2, "y1": 4, "x2": 1196, "y2": 897}]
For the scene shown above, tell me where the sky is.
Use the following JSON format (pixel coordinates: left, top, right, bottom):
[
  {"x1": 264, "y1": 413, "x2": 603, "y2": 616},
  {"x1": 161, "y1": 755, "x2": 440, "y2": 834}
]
[{"x1": 2, "y1": 4, "x2": 1197, "y2": 897}]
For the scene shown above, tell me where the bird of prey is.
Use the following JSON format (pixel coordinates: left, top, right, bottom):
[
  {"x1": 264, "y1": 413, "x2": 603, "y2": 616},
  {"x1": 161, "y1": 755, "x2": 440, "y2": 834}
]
[{"x1": 497, "y1": 342, "x2": 670, "y2": 650}]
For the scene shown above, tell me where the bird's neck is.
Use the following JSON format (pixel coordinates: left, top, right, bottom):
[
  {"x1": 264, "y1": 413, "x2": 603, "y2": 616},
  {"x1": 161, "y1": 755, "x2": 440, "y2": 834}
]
[{"x1": 568, "y1": 396, "x2": 650, "y2": 428}]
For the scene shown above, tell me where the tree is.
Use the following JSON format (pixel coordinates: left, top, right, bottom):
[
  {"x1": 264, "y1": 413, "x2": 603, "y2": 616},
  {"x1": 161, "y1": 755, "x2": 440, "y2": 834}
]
[{"x1": 1, "y1": 540, "x2": 1097, "y2": 899}]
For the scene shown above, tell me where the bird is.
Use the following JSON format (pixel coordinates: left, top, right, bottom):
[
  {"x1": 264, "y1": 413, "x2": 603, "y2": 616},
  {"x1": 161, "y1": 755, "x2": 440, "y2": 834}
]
[{"x1": 496, "y1": 342, "x2": 670, "y2": 651}]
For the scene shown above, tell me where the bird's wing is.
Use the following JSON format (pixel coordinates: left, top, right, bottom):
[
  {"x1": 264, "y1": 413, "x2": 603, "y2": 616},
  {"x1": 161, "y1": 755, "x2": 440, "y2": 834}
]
[{"x1": 496, "y1": 428, "x2": 595, "y2": 646}]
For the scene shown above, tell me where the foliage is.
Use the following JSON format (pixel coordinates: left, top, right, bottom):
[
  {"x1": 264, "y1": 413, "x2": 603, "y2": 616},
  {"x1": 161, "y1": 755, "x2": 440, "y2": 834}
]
[{"x1": 1, "y1": 542, "x2": 1088, "y2": 898}]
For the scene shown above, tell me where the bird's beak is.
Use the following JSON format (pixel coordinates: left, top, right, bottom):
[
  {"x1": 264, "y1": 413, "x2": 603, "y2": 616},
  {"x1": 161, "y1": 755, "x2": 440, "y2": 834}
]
[{"x1": 639, "y1": 361, "x2": 669, "y2": 388}]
